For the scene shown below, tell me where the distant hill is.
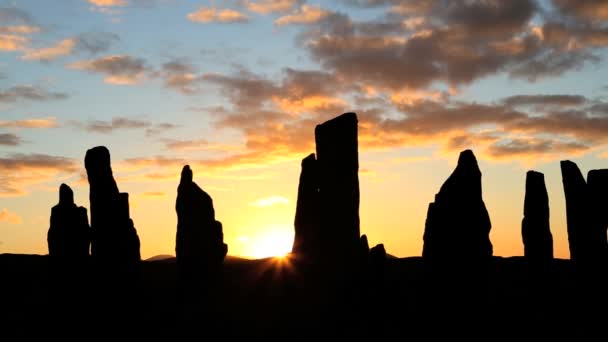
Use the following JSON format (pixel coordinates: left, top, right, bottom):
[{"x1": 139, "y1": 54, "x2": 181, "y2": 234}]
[{"x1": 145, "y1": 254, "x2": 175, "y2": 261}]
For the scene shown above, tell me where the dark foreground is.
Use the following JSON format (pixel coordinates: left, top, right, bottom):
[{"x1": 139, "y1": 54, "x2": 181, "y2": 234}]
[{"x1": 1, "y1": 254, "x2": 606, "y2": 340}]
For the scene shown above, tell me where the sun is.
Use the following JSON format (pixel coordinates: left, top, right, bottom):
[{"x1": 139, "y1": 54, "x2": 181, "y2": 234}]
[{"x1": 249, "y1": 229, "x2": 294, "y2": 259}]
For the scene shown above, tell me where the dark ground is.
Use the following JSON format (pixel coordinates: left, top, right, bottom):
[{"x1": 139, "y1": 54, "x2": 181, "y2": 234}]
[{"x1": 1, "y1": 254, "x2": 605, "y2": 340}]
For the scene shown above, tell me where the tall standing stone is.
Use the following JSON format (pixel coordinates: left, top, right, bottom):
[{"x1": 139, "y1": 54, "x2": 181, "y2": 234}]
[
  {"x1": 47, "y1": 183, "x2": 91, "y2": 260},
  {"x1": 85, "y1": 146, "x2": 140, "y2": 271},
  {"x1": 315, "y1": 112, "x2": 360, "y2": 262},
  {"x1": 176, "y1": 165, "x2": 227, "y2": 280},
  {"x1": 560, "y1": 160, "x2": 591, "y2": 263},
  {"x1": 586, "y1": 169, "x2": 608, "y2": 262},
  {"x1": 522, "y1": 171, "x2": 553, "y2": 261},
  {"x1": 422, "y1": 150, "x2": 493, "y2": 261}
]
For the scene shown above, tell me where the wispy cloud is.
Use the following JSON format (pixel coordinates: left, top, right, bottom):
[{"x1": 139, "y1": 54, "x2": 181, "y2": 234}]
[
  {"x1": 0, "y1": 85, "x2": 68, "y2": 103},
  {"x1": 187, "y1": 7, "x2": 249, "y2": 23},
  {"x1": 0, "y1": 117, "x2": 58, "y2": 129},
  {"x1": 0, "y1": 153, "x2": 77, "y2": 196},
  {"x1": 0, "y1": 208, "x2": 22, "y2": 224},
  {"x1": 244, "y1": 0, "x2": 301, "y2": 14},
  {"x1": 0, "y1": 133, "x2": 21, "y2": 146},
  {"x1": 88, "y1": 0, "x2": 127, "y2": 6},
  {"x1": 21, "y1": 38, "x2": 76, "y2": 61},
  {"x1": 67, "y1": 55, "x2": 149, "y2": 85},
  {"x1": 275, "y1": 5, "x2": 330, "y2": 26},
  {"x1": 250, "y1": 195, "x2": 289, "y2": 207},
  {"x1": 71, "y1": 117, "x2": 176, "y2": 135}
]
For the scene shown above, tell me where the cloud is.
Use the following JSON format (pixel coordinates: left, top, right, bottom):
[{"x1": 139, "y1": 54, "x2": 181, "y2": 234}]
[
  {"x1": 0, "y1": 208, "x2": 22, "y2": 224},
  {"x1": 0, "y1": 8, "x2": 34, "y2": 25},
  {"x1": 187, "y1": 7, "x2": 249, "y2": 23},
  {"x1": 0, "y1": 117, "x2": 58, "y2": 129},
  {"x1": 0, "y1": 133, "x2": 21, "y2": 146},
  {"x1": 502, "y1": 94, "x2": 588, "y2": 107},
  {"x1": 0, "y1": 34, "x2": 29, "y2": 51},
  {"x1": 77, "y1": 117, "x2": 149, "y2": 133},
  {"x1": 250, "y1": 195, "x2": 289, "y2": 207},
  {"x1": 0, "y1": 153, "x2": 77, "y2": 196},
  {"x1": 163, "y1": 138, "x2": 240, "y2": 152},
  {"x1": 145, "y1": 122, "x2": 179, "y2": 137},
  {"x1": 484, "y1": 137, "x2": 589, "y2": 161},
  {"x1": 155, "y1": 59, "x2": 204, "y2": 94},
  {"x1": 0, "y1": 25, "x2": 40, "y2": 34},
  {"x1": 244, "y1": 0, "x2": 301, "y2": 14},
  {"x1": 21, "y1": 38, "x2": 76, "y2": 61},
  {"x1": 75, "y1": 32, "x2": 120, "y2": 54},
  {"x1": 72, "y1": 117, "x2": 175, "y2": 135},
  {"x1": 67, "y1": 55, "x2": 148, "y2": 84},
  {"x1": 275, "y1": 5, "x2": 330, "y2": 26},
  {"x1": 0, "y1": 85, "x2": 68, "y2": 103},
  {"x1": 553, "y1": 0, "x2": 608, "y2": 21},
  {"x1": 88, "y1": 0, "x2": 127, "y2": 6}
]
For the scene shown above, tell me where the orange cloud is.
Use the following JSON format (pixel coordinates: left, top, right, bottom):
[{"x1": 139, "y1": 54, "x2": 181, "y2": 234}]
[
  {"x1": 0, "y1": 154, "x2": 77, "y2": 196},
  {"x1": 21, "y1": 38, "x2": 76, "y2": 61},
  {"x1": 0, "y1": 208, "x2": 22, "y2": 224},
  {"x1": 245, "y1": 0, "x2": 300, "y2": 14},
  {"x1": 0, "y1": 25, "x2": 40, "y2": 34},
  {"x1": 0, "y1": 117, "x2": 58, "y2": 128},
  {"x1": 88, "y1": 0, "x2": 127, "y2": 6},
  {"x1": 187, "y1": 7, "x2": 249, "y2": 23},
  {"x1": 275, "y1": 5, "x2": 330, "y2": 26},
  {"x1": 0, "y1": 34, "x2": 29, "y2": 51}
]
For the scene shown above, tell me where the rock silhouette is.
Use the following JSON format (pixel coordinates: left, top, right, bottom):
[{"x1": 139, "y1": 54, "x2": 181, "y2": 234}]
[
  {"x1": 561, "y1": 160, "x2": 608, "y2": 264},
  {"x1": 292, "y1": 112, "x2": 362, "y2": 264},
  {"x1": 85, "y1": 146, "x2": 140, "y2": 272},
  {"x1": 422, "y1": 149, "x2": 493, "y2": 261},
  {"x1": 47, "y1": 183, "x2": 91, "y2": 260},
  {"x1": 175, "y1": 165, "x2": 227, "y2": 280},
  {"x1": 292, "y1": 153, "x2": 320, "y2": 260},
  {"x1": 315, "y1": 112, "x2": 360, "y2": 261},
  {"x1": 522, "y1": 171, "x2": 553, "y2": 261}
]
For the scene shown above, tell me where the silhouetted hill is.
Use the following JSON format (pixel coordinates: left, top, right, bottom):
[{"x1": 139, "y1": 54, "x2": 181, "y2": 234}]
[{"x1": 2, "y1": 253, "x2": 604, "y2": 340}]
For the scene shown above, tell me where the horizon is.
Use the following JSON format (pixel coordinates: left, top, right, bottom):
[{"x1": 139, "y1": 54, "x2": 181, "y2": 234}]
[{"x1": 1, "y1": 0, "x2": 608, "y2": 259}]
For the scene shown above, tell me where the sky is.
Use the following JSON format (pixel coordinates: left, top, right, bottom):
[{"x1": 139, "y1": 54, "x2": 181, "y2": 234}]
[{"x1": 0, "y1": 0, "x2": 607, "y2": 259}]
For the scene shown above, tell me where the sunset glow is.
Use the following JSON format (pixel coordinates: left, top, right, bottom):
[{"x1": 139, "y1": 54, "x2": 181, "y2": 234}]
[{"x1": 1, "y1": 1, "x2": 608, "y2": 260}]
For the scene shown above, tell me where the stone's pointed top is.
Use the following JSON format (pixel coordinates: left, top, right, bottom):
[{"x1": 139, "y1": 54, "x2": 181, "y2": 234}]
[
  {"x1": 315, "y1": 112, "x2": 357, "y2": 132},
  {"x1": 526, "y1": 170, "x2": 544, "y2": 178},
  {"x1": 181, "y1": 165, "x2": 193, "y2": 184},
  {"x1": 560, "y1": 160, "x2": 580, "y2": 171},
  {"x1": 84, "y1": 145, "x2": 111, "y2": 170},
  {"x1": 560, "y1": 160, "x2": 585, "y2": 183},
  {"x1": 59, "y1": 183, "x2": 74, "y2": 205},
  {"x1": 456, "y1": 149, "x2": 479, "y2": 171}
]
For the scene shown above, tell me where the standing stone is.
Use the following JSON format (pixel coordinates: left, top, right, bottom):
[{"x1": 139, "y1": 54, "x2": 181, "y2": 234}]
[
  {"x1": 522, "y1": 171, "x2": 553, "y2": 261},
  {"x1": 315, "y1": 112, "x2": 360, "y2": 262},
  {"x1": 176, "y1": 165, "x2": 227, "y2": 280},
  {"x1": 586, "y1": 169, "x2": 608, "y2": 262},
  {"x1": 85, "y1": 146, "x2": 140, "y2": 271},
  {"x1": 47, "y1": 183, "x2": 91, "y2": 260},
  {"x1": 560, "y1": 160, "x2": 592, "y2": 263},
  {"x1": 422, "y1": 150, "x2": 493, "y2": 261},
  {"x1": 292, "y1": 153, "x2": 320, "y2": 259}
]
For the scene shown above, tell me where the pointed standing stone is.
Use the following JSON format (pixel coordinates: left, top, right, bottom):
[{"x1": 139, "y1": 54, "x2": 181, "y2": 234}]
[
  {"x1": 176, "y1": 165, "x2": 227, "y2": 280},
  {"x1": 422, "y1": 150, "x2": 493, "y2": 261},
  {"x1": 292, "y1": 153, "x2": 320, "y2": 258},
  {"x1": 522, "y1": 171, "x2": 553, "y2": 261}
]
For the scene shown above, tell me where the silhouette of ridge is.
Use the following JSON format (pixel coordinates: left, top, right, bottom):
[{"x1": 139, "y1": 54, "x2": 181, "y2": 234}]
[
  {"x1": 522, "y1": 171, "x2": 553, "y2": 261},
  {"x1": 422, "y1": 149, "x2": 493, "y2": 261},
  {"x1": 175, "y1": 164, "x2": 227, "y2": 280},
  {"x1": 47, "y1": 183, "x2": 91, "y2": 260},
  {"x1": 85, "y1": 146, "x2": 140, "y2": 273}
]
